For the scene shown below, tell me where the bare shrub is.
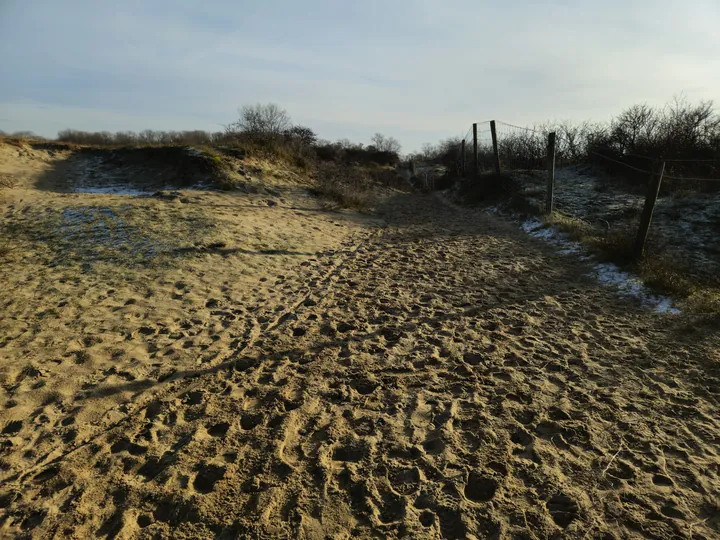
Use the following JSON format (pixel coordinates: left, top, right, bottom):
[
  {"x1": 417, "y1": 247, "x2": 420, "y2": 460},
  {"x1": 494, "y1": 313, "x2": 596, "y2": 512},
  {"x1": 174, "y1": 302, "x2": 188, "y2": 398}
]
[
  {"x1": 56, "y1": 129, "x2": 217, "y2": 147},
  {"x1": 370, "y1": 133, "x2": 402, "y2": 154},
  {"x1": 588, "y1": 97, "x2": 720, "y2": 190},
  {"x1": 312, "y1": 163, "x2": 377, "y2": 210},
  {"x1": 315, "y1": 140, "x2": 399, "y2": 167},
  {"x1": 226, "y1": 103, "x2": 292, "y2": 139},
  {"x1": 10, "y1": 131, "x2": 42, "y2": 139}
]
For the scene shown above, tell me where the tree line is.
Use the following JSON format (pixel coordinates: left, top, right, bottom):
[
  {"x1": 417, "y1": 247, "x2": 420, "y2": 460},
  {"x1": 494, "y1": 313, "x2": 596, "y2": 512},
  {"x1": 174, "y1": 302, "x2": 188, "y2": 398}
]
[{"x1": 43, "y1": 103, "x2": 403, "y2": 167}]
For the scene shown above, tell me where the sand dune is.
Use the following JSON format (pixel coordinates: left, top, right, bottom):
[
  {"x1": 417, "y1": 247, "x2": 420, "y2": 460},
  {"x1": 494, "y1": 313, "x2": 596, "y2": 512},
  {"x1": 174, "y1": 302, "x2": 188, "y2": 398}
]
[{"x1": 1, "y1": 143, "x2": 719, "y2": 538}]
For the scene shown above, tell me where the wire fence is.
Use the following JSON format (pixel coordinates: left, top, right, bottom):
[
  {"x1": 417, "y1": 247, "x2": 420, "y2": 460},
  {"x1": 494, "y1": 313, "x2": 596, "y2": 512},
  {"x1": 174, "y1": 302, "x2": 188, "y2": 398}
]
[
  {"x1": 457, "y1": 119, "x2": 720, "y2": 267},
  {"x1": 459, "y1": 119, "x2": 720, "y2": 184}
]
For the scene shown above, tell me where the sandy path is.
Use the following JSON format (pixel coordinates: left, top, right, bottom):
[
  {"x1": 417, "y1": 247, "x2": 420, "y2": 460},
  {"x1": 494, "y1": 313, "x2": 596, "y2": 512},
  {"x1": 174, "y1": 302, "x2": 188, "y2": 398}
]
[{"x1": 2, "y1": 193, "x2": 719, "y2": 539}]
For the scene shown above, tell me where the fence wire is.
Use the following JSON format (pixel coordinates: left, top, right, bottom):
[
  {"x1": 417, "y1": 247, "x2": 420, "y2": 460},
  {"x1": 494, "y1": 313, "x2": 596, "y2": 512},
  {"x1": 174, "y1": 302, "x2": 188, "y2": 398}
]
[{"x1": 456, "y1": 119, "x2": 720, "y2": 278}]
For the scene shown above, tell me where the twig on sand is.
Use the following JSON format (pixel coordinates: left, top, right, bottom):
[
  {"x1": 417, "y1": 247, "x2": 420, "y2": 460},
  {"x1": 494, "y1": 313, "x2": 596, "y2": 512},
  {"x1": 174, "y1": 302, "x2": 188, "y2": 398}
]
[
  {"x1": 521, "y1": 510, "x2": 539, "y2": 540},
  {"x1": 601, "y1": 441, "x2": 624, "y2": 477}
]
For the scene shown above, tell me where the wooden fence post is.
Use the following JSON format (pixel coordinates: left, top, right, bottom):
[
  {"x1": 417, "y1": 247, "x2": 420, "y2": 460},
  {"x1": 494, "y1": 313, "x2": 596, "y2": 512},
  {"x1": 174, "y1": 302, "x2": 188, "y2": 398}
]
[
  {"x1": 546, "y1": 132, "x2": 556, "y2": 214},
  {"x1": 461, "y1": 139, "x2": 466, "y2": 178},
  {"x1": 472, "y1": 123, "x2": 478, "y2": 180},
  {"x1": 490, "y1": 120, "x2": 500, "y2": 173},
  {"x1": 633, "y1": 161, "x2": 666, "y2": 260}
]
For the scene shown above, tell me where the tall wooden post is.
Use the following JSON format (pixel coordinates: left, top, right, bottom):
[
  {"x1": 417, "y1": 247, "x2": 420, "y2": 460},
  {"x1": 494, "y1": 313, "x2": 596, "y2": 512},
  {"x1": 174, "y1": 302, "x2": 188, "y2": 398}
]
[
  {"x1": 633, "y1": 161, "x2": 666, "y2": 260},
  {"x1": 546, "y1": 132, "x2": 556, "y2": 214},
  {"x1": 472, "y1": 123, "x2": 478, "y2": 180},
  {"x1": 461, "y1": 139, "x2": 466, "y2": 178},
  {"x1": 490, "y1": 120, "x2": 500, "y2": 173}
]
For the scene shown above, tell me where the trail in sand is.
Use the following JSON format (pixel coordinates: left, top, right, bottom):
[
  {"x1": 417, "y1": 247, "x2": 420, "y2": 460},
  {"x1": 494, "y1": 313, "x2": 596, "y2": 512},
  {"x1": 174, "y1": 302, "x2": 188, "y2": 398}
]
[{"x1": 1, "y1": 179, "x2": 719, "y2": 538}]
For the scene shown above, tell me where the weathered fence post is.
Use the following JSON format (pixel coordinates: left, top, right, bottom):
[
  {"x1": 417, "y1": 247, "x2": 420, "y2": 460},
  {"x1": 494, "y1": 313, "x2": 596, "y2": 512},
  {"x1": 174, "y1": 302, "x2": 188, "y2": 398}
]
[
  {"x1": 461, "y1": 139, "x2": 466, "y2": 178},
  {"x1": 490, "y1": 120, "x2": 500, "y2": 173},
  {"x1": 472, "y1": 123, "x2": 478, "y2": 180},
  {"x1": 546, "y1": 132, "x2": 556, "y2": 214},
  {"x1": 633, "y1": 161, "x2": 666, "y2": 260}
]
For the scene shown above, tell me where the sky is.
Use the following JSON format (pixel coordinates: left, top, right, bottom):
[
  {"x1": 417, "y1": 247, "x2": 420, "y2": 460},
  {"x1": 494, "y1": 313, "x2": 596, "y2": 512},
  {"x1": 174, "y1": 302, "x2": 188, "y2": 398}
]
[{"x1": 0, "y1": 0, "x2": 718, "y2": 153}]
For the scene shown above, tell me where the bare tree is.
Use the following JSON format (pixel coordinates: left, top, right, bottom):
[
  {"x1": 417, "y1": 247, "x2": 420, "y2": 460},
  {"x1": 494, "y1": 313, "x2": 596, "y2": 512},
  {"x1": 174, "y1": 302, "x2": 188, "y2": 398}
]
[
  {"x1": 420, "y1": 143, "x2": 437, "y2": 160},
  {"x1": 228, "y1": 103, "x2": 292, "y2": 137},
  {"x1": 138, "y1": 129, "x2": 158, "y2": 144},
  {"x1": 11, "y1": 130, "x2": 40, "y2": 139},
  {"x1": 371, "y1": 133, "x2": 401, "y2": 154},
  {"x1": 284, "y1": 125, "x2": 317, "y2": 146}
]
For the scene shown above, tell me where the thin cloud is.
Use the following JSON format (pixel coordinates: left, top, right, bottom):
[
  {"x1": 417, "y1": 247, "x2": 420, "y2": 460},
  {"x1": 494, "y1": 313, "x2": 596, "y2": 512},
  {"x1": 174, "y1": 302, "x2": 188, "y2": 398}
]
[{"x1": 0, "y1": 0, "x2": 718, "y2": 150}]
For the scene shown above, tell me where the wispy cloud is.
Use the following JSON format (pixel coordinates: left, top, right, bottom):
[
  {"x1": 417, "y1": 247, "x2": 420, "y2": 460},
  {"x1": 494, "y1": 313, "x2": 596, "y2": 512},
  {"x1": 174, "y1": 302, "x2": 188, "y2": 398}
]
[{"x1": 1, "y1": 0, "x2": 718, "y2": 150}]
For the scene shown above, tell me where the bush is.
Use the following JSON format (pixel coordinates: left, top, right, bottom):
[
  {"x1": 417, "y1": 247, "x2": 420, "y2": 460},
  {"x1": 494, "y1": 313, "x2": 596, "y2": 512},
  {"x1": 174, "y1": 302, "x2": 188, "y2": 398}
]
[
  {"x1": 226, "y1": 103, "x2": 291, "y2": 138},
  {"x1": 314, "y1": 141, "x2": 399, "y2": 166},
  {"x1": 588, "y1": 98, "x2": 720, "y2": 190},
  {"x1": 312, "y1": 163, "x2": 376, "y2": 210},
  {"x1": 56, "y1": 129, "x2": 219, "y2": 147},
  {"x1": 457, "y1": 173, "x2": 521, "y2": 204}
]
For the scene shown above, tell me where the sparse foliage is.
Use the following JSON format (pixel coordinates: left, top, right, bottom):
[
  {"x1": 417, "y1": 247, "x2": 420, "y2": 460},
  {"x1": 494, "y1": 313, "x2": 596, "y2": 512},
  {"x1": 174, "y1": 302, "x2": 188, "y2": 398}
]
[
  {"x1": 284, "y1": 125, "x2": 317, "y2": 146},
  {"x1": 227, "y1": 103, "x2": 292, "y2": 138},
  {"x1": 10, "y1": 130, "x2": 40, "y2": 139},
  {"x1": 371, "y1": 133, "x2": 401, "y2": 154}
]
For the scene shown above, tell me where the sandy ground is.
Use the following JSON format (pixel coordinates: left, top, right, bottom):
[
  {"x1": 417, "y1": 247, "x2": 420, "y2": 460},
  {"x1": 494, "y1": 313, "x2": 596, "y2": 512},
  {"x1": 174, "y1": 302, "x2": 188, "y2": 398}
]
[{"x1": 1, "y1": 144, "x2": 720, "y2": 538}]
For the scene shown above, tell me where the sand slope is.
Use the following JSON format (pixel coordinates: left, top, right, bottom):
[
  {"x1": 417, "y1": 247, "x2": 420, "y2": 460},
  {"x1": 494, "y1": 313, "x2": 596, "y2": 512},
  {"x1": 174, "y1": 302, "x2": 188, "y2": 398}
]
[{"x1": 1, "y1": 146, "x2": 719, "y2": 538}]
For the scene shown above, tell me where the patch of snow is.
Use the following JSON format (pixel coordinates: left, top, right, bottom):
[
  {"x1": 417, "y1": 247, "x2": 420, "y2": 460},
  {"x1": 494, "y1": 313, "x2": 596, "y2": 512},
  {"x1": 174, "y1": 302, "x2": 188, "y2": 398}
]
[
  {"x1": 185, "y1": 147, "x2": 204, "y2": 157},
  {"x1": 521, "y1": 220, "x2": 584, "y2": 254},
  {"x1": 521, "y1": 219, "x2": 542, "y2": 233},
  {"x1": 517, "y1": 219, "x2": 680, "y2": 315},
  {"x1": 590, "y1": 263, "x2": 680, "y2": 314}
]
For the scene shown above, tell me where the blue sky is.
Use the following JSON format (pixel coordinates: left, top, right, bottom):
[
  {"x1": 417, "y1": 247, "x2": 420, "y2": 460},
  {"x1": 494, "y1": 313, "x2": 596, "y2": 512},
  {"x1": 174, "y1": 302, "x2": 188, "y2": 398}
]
[{"x1": 0, "y1": 0, "x2": 718, "y2": 152}]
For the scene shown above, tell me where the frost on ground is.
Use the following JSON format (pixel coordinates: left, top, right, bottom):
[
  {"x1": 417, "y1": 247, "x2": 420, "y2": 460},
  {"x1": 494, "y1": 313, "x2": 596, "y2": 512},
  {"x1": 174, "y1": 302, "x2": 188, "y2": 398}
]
[
  {"x1": 64, "y1": 147, "x2": 221, "y2": 195},
  {"x1": 591, "y1": 263, "x2": 680, "y2": 314},
  {"x1": 521, "y1": 219, "x2": 583, "y2": 255},
  {"x1": 516, "y1": 165, "x2": 720, "y2": 282},
  {"x1": 520, "y1": 218, "x2": 679, "y2": 314}
]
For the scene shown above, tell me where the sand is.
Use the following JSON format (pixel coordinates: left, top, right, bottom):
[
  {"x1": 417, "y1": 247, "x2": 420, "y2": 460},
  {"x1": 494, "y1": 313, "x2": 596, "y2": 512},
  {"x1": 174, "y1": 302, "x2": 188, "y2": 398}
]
[{"x1": 1, "y1": 142, "x2": 719, "y2": 538}]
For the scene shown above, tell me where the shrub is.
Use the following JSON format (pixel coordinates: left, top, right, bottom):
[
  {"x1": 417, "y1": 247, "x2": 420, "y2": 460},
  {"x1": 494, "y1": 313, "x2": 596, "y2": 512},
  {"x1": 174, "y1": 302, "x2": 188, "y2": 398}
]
[
  {"x1": 56, "y1": 129, "x2": 217, "y2": 147},
  {"x1": 226, "y1": 103, "x2": 291, "y2": 138},
  {"x1": 314, "y1": 141, "x2": 399, "y2": 166},
  {"x1": 370, "y1": 133, "x2": 401, "y2": 154},
  {"x1": 312, "y1": 163, "x2": 376, "y2": 210},
  {"x1": 457, "y1": 173, "x2": 521, "y2": 204},
  {"x1": 588, "y1": 98, "x2": 720, "y2": 190}
]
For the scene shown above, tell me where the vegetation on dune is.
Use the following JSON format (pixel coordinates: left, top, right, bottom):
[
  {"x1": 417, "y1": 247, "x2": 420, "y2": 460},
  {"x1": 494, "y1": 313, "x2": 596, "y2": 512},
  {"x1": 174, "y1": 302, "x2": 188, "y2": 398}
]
[
  {"x1": 415, "y1": 97, "x2": 720, "y2": 193},
  {"x1": 20, "y1": 103, "x2": 408, "y2": 208}
]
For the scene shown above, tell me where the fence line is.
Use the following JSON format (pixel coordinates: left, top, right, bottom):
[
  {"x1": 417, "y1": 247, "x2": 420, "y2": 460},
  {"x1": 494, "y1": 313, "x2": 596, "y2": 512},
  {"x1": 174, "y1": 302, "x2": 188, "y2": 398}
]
[
  {"x1": 457, "y1": 118, "x2": 720, "y2": 263},
  {"x1": 663, "y1": 173, "x2": 720, "y2": 182},
  {"x1": 590, "y1": 151, "x2": 720, "y2": 183},
  {"x1": 589, "y1": 152, "x2": 656, "y2": 175},
  {"x1": 624, "y1": 152, "x2": 720, "y2": 164},
  {"x1": 462, "y1": 120, "x2": 720, "y2": 182},
  {"x1": 496, "y1": 121, "x2": 542, "y2": 134}
]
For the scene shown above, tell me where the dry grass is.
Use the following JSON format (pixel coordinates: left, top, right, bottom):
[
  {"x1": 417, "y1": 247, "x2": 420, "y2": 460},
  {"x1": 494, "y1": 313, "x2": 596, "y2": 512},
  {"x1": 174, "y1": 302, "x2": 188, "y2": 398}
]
[
  {"x1": 311, "y1": 163, "x2": 377, "y2": 210},
  {"x1": 544, "y1": 210, "x2": 720, "y2": 314},
  {"x1": 0, "y1": 173, "x2": 17, "y2": 189},
  {"x1": 639, "y1": 254, "x2": 697, "y2": 297},
  {"x1": 0, "y1": 223, "x2": 15, "y2": 259}
]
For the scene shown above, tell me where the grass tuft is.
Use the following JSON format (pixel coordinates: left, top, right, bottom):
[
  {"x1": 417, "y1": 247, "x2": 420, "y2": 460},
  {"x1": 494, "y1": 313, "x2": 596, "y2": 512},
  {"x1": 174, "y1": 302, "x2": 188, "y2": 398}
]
[{"x1": 311, "y1": 163, "x2": 378, "y2": 210}]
